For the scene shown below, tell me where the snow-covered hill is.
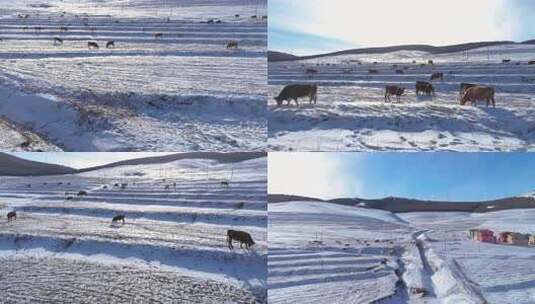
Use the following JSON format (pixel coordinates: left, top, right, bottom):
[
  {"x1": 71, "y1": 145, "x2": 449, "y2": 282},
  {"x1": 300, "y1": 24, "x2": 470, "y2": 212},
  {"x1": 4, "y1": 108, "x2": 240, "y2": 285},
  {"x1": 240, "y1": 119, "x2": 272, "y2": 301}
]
[
  {"x1": 268, "y1": 44, "x2": 535, "y2": 151},
  {"x1": 268, "y1": 201, "x2": 413, "y2": 303},
  {"x1": 269, "y1": 200, "x2": 535, "y2": 303},
  {"x1": 0, "y1": 0, "x2": 267, "y2": 151},
  {"x1": 0, "y1": 156, "x2": 267, "y2": 303}
]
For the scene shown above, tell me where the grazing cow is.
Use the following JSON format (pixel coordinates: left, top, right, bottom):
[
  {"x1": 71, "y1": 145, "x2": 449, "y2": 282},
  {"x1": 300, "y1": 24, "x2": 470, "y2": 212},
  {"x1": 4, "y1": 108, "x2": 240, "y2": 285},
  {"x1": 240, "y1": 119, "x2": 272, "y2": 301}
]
[
  {"x1": 77, "y1": 190, "x2": 87, "y2": 196},
  {"x1": 395, "y1": 69, "x2": 404, "y2": 74},
  {"x1": 235, "y1": 14, "x2": 240, "y2": 18},
  {"x1": 262, "y1": 15, "x2": 267, "y2": 20},
  {"x1": 384, "y1": 85, "x2": 405, "y2": 102},
  {"x1": 87, "y1": 41, "x2": 99, "y2": 49},
  {"x1": 274, "y1": 84, "x2": 318, "y2": 106},
  {"x1": 251, "y1": 15, "x2": 258, "y2": 19},
  {"x1": 415, "y1": 81, "x2": 434, "y2": 96},
  {"x1": 106, "y1": 40, "x2": 115, "y2": 48},
  {"x1": 53, "y1": 37, "x2": 63, "y2": 46},
  {"x1": 459, "y1": 83, "x2": 477, "y2": 99},
  {"x1": 227, "y1": 230, "x2": 255, "y2": 249},
  {"x1": 164, "y1": 185, "x2": 170, "y2": 190},
  {"x1": 430, "y1": 72, "x2": 443, "y2": 81},
  {"x1": 121, "y1": 183, "x2": 128, "y2": 189},
  {"x1": 7, "y1": 211, "x2": 16, "y2": 222},
  {"x1": 368, "y1": 69, "x2": 379, "y2": 74},
  {"x1": 221, "y1": 181, "x2": 230, "y2": 186},
  {"x1": 305, "y1": 68, "x2": 318, "y2": 75},
  {"x1": 502, "y1": 59, "x2": 511, "y2": 63},
  {"x1": 59, "y1": 26, "x2": 68, "y2": 32},
  {"x1": 428, "y1": 60, "x2": 434, "y2": 65},
  {"x1": 154, "y1": 32, "x2": 163, "y2": 39},
  {"x1": 461, "y1": 86, "x2": 496, "y2": 107},
  {"x1": 226, "y1": 41, "x2": 238, "y2": 49},
  {"x1": 112, "y1": 215, "x2": 126, "y2": 224},
  {"x1": 528, "y1": 60, "x2": 535, "y2": 65}
]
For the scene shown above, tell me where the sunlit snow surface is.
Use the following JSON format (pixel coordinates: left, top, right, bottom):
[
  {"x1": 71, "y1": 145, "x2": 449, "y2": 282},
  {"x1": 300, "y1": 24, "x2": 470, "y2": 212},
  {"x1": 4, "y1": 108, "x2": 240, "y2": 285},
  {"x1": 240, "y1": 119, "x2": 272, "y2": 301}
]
[
  {"x1": 0, "y1": 156, "x2": 267, "y2": 303},
  {"x1": 269, "y1": 200, "x2": 535, "y2": 303},
  {"x1": 0, "y1": 0, "x2": 267, "y2": 151},
  {"x1": 268, "y1": 45, "x2": 535, "y2": 151}
]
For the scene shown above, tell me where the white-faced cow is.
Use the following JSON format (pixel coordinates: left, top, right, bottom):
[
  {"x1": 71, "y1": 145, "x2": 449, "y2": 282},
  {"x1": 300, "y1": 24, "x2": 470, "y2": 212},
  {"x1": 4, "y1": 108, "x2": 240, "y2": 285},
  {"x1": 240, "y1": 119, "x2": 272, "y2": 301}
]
[{"x1": 460, "y1": 86, "x2": 495, "y2": 107}]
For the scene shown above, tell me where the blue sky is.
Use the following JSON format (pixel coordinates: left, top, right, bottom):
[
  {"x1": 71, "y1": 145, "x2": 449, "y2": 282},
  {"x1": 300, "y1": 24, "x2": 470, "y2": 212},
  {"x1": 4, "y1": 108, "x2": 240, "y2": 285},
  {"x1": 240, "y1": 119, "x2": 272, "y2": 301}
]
[
  {"x1": 269, "y1": 153, "x2": 535, "y2": 201},
  {"x1": 269, "y1": 0, "x2": 535, "y2": 56},
  {"x1": 8, "y1": 152, "x2": 175, "y2": 169}
]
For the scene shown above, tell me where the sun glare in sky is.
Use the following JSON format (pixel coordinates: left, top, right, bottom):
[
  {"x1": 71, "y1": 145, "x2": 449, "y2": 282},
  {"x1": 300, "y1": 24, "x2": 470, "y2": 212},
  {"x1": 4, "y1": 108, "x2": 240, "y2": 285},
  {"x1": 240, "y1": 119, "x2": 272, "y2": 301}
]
[{"x1": 269, "y1": 0, "x2": 534, "y2": 55}]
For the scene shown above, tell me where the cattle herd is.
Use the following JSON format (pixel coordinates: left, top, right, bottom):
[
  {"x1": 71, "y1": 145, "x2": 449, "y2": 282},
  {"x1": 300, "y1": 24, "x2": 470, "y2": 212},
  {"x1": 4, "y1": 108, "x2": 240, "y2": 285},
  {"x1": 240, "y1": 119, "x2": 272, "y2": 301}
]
[
  {"x1": 271, "y1": 59, "x2": 528, "y2": 108},
  {"x1": 11, "y1": 14, "x2": 246, "y2": 51},
  {"x1": 3, "y1": 181, "x2": 256, "y2": 251}
]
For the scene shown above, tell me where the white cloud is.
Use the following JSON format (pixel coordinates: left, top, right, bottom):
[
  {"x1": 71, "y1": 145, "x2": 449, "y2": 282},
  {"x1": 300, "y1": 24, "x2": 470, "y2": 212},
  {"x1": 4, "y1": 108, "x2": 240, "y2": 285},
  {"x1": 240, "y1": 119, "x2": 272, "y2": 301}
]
[
  {"x1": 274, "y1": 0, "x2": 516, "y2": 47},
  {"x1": 268, "y1": 152, "x2": 363, "y2": 199}
]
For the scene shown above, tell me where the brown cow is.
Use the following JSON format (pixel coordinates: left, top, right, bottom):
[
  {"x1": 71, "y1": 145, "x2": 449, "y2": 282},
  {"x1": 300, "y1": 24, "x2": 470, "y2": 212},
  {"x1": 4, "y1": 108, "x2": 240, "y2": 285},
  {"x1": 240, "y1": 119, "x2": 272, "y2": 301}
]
[
  {"x1": 274, "y1": 84, "x2": 317, "y2": 106},
  {"x1": 7, "y1": 211, "x2": 16, "y2": 222},
  {"x1": 428, "y1": 60, "x2": 434, "y2": 65},
  {"x1": 227, "y1": 230, "x2": 255, "y2": 249},
  {"x1": 459, "y1": 83, "x2": 476, "y2": 99},
  {"x1": 415, "y1": 81, "x2": 434, "y2": 96},
  {"x1": 528, "y1": 60, "x2": 535, "y2": 65},
  {"x1": 368, "y1": 69, "x2": 379, "y2": 74},
  {"x1": 430, "y1": 72, "x2": 443, "y2": 81},
  {"x1": 502, "y1": 59, "x2": 511, "y2": 63},
  {"x1": 87, "y1": 41, "x2": 99, "y2": 49},
  {"x1": 112, "y1": 214, "x2": 125, "y2": 224},
  {"x1": 305, "y1": 68, "x2": 318, "y2": 75},
  {"x1": 226, "y1": 41, "x2": 238, "y2": 49},
  {"x1": 395, "y1": 69, "x2": 404, "y2": 74},
  {"x1": 154, "y1": 32, "x2": 163, "y2": 39},
  {"x1": 460, "y1": 86, "x2": 495, "y2": 107},
  {"x1": 384, "y1": 85, "x2": 405, "y2": 102}
]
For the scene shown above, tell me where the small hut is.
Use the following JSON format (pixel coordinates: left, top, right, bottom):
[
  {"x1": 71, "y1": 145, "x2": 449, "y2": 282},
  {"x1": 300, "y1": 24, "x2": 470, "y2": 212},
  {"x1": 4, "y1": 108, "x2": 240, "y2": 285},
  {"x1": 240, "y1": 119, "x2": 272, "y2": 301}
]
[
  {"x1": 529, "y1": 235, "x2": 535, "y2": 246},
  {"x1": 497, "y1": 232, "x2": 513, "y2": 243},
  {"x1": 470, "y1": 229, "x2": 495, "y2": 243},
  {"x1": 505, "y1": 233, "x2": 529, "y2": 246}
]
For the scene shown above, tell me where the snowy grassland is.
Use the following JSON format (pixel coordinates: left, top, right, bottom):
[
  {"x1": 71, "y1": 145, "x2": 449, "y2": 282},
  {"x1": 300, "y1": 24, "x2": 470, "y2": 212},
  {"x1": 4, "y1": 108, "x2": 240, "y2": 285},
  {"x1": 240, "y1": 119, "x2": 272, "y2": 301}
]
[
  {"x1": 0, "y1": 156, "x2": 267, "y2": 303},
  {"x1": 269, "y1": 200, "x2": 535, "y2": 303},
  {"x1": 400, "y1": 209, "x2": 535, "y2": 304},
  {"x1": 268, "y1": 45, "x2": 535, "y2": 151},
  {"x1": 268, "y1": 201, "x2": 414, "y2": 303},
  {"x1": 0, "y1": 0, "x2": 267, "y2": 151}
]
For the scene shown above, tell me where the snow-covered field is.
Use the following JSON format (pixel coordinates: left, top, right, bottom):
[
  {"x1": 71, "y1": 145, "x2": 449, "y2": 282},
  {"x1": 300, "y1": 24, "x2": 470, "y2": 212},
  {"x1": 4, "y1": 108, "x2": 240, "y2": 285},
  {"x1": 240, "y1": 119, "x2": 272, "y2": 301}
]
[
  {"x1": 268, "y1": 201, "x2": 414, "y2": 303},
  {"x1": 400, "y1": 209, "x2": 535, "y2": 304},
  {"x1": 268, "y1": 44, "x2": 535, "y2": 151},
  {"x1": 269, "y1": 200, "x2": 535, "y2": 303},
  {"x1": 0, "y1": 156, "x2": 267, "y2": 303},
  {"x1": 0, "y1": 0, "x2": 267, "y2": 151}
]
